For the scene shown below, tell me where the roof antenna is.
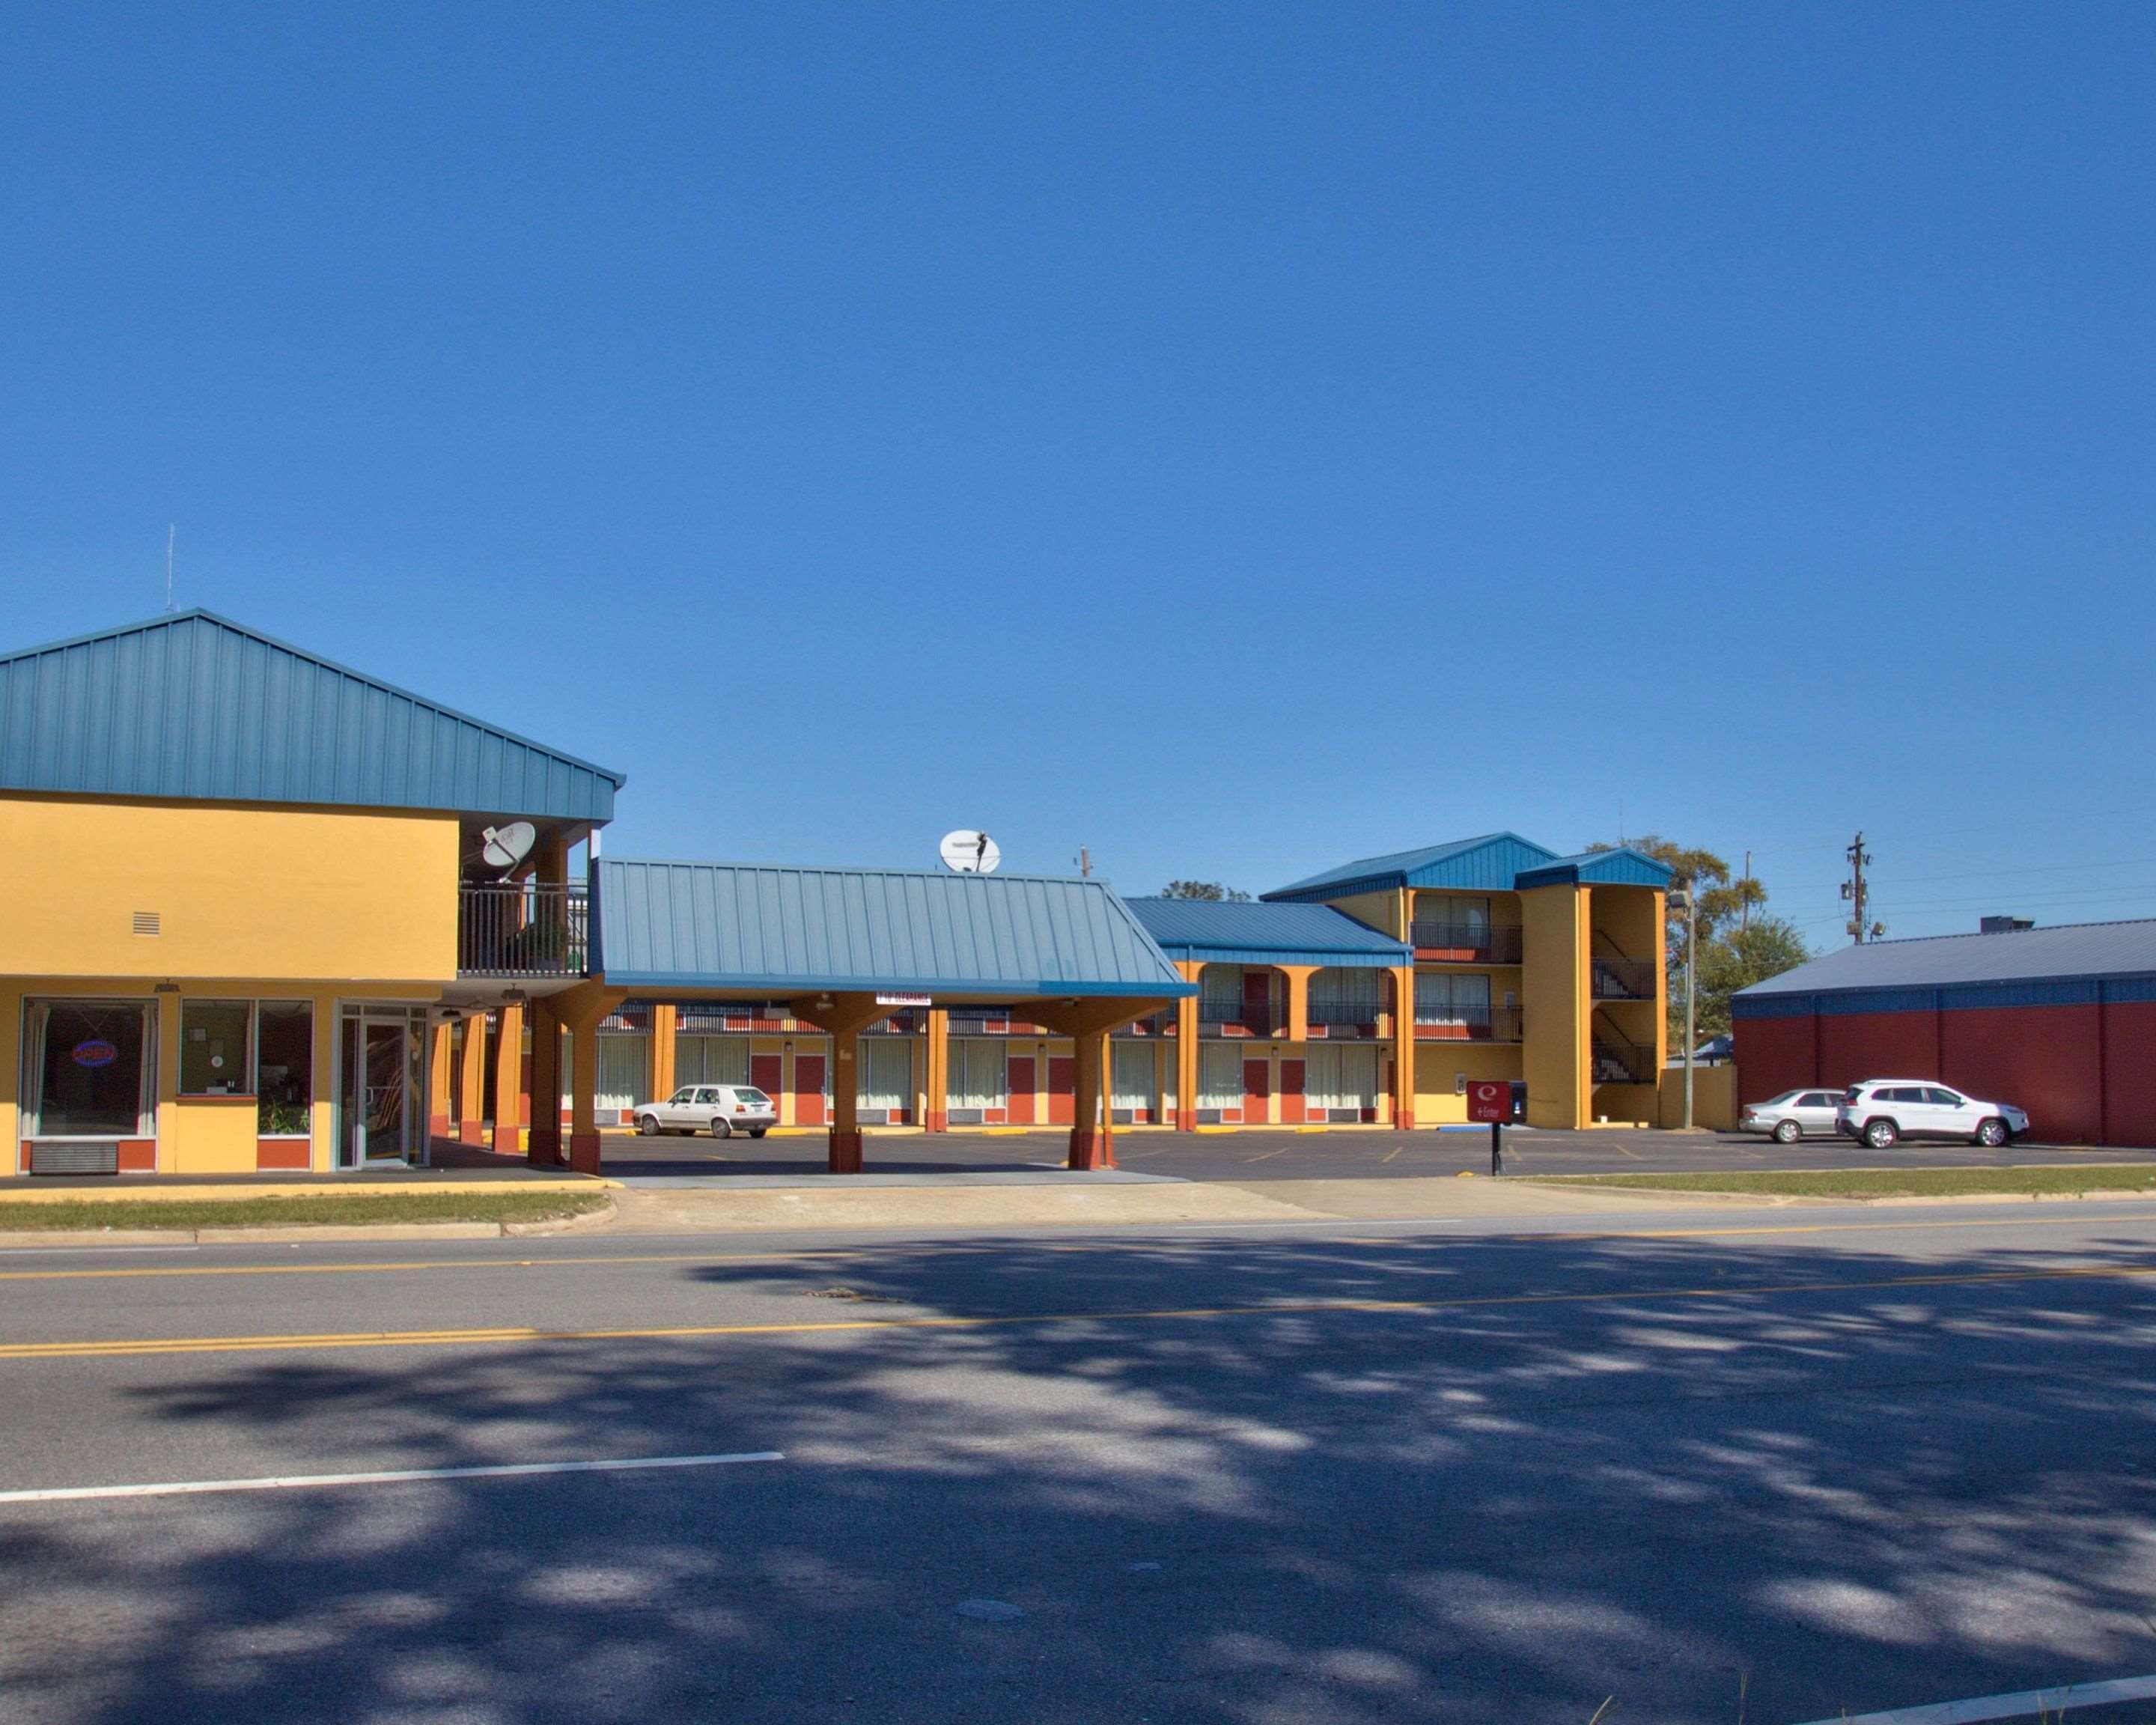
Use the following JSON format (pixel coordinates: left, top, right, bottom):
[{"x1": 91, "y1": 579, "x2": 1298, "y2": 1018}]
[{"x1": 165, "y1": 526, "x2": 175, "y2": 613}]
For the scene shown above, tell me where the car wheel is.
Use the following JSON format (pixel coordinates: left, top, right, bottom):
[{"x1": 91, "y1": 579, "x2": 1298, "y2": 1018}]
[
  {"x1": 1773, "y1": 1119, "x2": 1802, "y2": 1144},
  {"x1": 1976, "y1": 1118, "x2": 2010, "y2": 1148},
  {"x1": 710, "y1": 1118, "x2": 732, "y2": 1140},
  {"x1": 637, "y1": 1116, "x2": 658, "y2": 1137},
  {"x1": 749, "y1": 1128, "x2": 767, "y2": 1139},
  {"x1": 1864, "y1": 1118, "x2": 1899, "y2": 1151}
]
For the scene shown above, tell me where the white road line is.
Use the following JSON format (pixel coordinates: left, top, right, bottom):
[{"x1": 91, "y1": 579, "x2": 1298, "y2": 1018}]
[
  {"x1": 1791, "y1": 1673, "x2": 2156, "y2": 1725},
  {"x1": 0, "y1": 1450, "x2": 785, "y2": 1506}
]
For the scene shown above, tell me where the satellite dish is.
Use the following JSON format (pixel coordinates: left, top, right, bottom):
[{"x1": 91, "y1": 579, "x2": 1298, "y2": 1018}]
[
  {"x1": 481, "y1": 821, "x2": 538, "y2": 873},
  {"x1": 940, "y1": 830, "x2": 1001, "y2": 874}
]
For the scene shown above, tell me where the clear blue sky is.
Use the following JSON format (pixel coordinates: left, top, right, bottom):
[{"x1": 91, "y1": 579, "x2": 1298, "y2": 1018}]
[{"x1": 7, "y1": 4, "x2": 2153, "y2": 946}]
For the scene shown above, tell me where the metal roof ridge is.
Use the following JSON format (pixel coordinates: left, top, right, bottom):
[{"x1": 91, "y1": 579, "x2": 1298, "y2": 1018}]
[
  {"x1": 4, "y1": 608, "x2": 629, "y2": 791},
  {"x1": 1834, "y1": 915, "x2": 2156, "y2": 949},
  {"x1": 605, "y1": 855, "x2": 1103, "y2": 885}
]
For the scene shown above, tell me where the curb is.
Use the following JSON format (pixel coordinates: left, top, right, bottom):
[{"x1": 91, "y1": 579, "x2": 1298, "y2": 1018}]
[{"x1": 0, "y1": 1200, "x2": 621, "y2": 1250}]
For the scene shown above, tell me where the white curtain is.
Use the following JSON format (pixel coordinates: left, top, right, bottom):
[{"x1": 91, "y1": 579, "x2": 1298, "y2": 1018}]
[
  {"x1": 675, "y1": 1035, "x2": 749, "y2": 1087},
  {"x1": 1199, "y1": 1043, "x2": 1243, "y2": 1108},
  {"x1": 859, "y1": 1038, "x2": 911, "y2": 1112},
  {"x1": 596, "y1": 1033, "x2": 648, "y2": 1110},
  {"x1": 950, "y1": 1038, "x2": 1007, "y2": 1110},
  {"x1": 1112, "y1": 1043, "x2": 1154, "y2": 1112},
  {"x1": 1306, "y1": 1045, "x2": 1379, "y2": 1112}
]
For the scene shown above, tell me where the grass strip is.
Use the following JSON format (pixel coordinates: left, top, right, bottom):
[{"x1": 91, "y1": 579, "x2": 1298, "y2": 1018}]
[
  {"x1": 0, "y1": 1192, "x2": 612, "y2": 1232},
  {"x1": 1527, "y1": 1165, "x2": 2156, "y2": 1199}
]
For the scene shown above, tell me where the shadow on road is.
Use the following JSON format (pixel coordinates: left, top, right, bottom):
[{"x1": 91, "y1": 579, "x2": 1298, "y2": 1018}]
[{"x1": 7, "y1": 1227, "x2": 2156, "y2": 1722}]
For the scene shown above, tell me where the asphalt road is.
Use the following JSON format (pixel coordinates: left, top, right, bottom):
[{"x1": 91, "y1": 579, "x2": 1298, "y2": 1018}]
[
  {"x1": 597, "y1": 1122, "x2": 2156, "y2": 1183},
  {"x1": 6, "y1": 1203, "x2": 2156, "y2": 1721}
]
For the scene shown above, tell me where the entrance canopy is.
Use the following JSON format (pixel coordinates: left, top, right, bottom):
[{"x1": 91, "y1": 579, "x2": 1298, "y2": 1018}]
[
  {"x1": 587, "y1": 859, "x2": 1195, "y2": 1174},
  {"x1": 594, "y1": 858, "x2": 1194, "y2": 1003}
]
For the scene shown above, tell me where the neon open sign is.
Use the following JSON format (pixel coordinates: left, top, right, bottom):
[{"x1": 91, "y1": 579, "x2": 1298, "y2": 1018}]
[{"x1": 71, "y1": 1039, "x2": 119, "y2": 1068}]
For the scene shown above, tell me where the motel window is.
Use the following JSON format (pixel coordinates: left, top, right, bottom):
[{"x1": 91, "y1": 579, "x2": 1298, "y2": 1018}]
[
  {"x1": 1111, "y1": 1043, "x2": 1154, "y2": 1113},
  {"x1": 1199, "y1": 967, "x2": 1244, "y2": 1011},
  {"x1": 180, "y1": 1000, "x2": 254, "y2": 1096},
  {"x1": 1310, "y1": 967, "x2": 1380, "y2": 1022},
  {"x1": 948, "y1": 1038, "x2": 1007, "y2": 1111},
  {"x1": 23, "y1": 1000, "x2": 156, "y2": 1139},
  {"x1": 1420, "y1": 895, "x2": 1490, "y2": 938},
  {"x1": 1414, "y1": 973, "x2": 1490, "y2": 1025},
  {"x1": 255, "y1": 1002, "x2": 313, "y2": 1137},
  {"x1": 676, "y1": 1035, "x2": 749, "y2": 1088},
  {"x1": 1306, "y1": 1044, "x2": 1378, "y2": 1113},
  {"x1": 858, "y1": 1038, "x2": 911, "y2": 1113},
  {"x1": 597, "y1": 1033, "x2": 648, "y2": 1111},
  {"x1": 1198, "y1": 1043, "x2": 1243, "y2": 1110}
]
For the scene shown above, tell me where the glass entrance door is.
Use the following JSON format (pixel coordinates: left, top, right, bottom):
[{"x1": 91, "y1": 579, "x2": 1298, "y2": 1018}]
[{"x1": 341, "y1": 1011, "x2": 418, "y2": 1167}]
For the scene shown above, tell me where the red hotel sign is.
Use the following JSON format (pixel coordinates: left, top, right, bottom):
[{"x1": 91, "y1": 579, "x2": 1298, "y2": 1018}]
[{"x1": 1466, "y1": 1080, "x2": 1509, "y2": 1124}]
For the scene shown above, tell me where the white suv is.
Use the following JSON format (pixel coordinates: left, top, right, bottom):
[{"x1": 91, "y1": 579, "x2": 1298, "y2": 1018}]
[
  {"x1": 635, "y1": 1085, "x2": 777, "y2": 1140},
  {"x1": 1835, "y1": 1080, "x2": 2029, "y2": 1150}
]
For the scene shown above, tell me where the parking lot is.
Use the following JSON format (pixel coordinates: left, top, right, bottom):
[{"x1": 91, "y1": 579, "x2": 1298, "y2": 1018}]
[{"x1": 594, "y1": 1123, "x2": 2154, "y2": 1184}]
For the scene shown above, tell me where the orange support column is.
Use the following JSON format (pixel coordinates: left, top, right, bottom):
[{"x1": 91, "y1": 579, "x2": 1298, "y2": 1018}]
[
  {"x1": 427, "y1": 1023, "x2": 454, "y2": 1146},
  {"x1": 1281, "y1": 965, "x2": 1317, "y2": 1043},
  {"x1": 924, "y1": 1008, "x2": 949, "y2": 1132},
  {"x1": 568, "y1": 1024, "x2": 602, "y2": 1172},
  {"x1": 1069, "y1": 1028, "x2": 1115, "y2": 1169},
  {"x1": 1392, "y1": 964, "x2": 1417, "y2": 1130},
  {"x1": 829, "y1": 1025, "x2": 865, "y2": 1173},
  {"x1": 1175, "y1": 963, "x2": 1202, "y2": 1130},
  {"x1": 458, "y1": 1014, "x2": 488, "y2": 1145},
  {"x1": 491, "y1": 1003, "x2": 524, "y2": 1156},
  {"x1": 651, "y1": 1004, "x2": 677, "y2": 1104},
  {"x1": 528, "y1": 1002, "x2": 562, "y2": 1166}
]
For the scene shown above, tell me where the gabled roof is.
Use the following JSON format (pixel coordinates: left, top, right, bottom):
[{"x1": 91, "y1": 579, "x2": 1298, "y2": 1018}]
[
  {"x1": 1737, "y1": 918, "x2": 2156, "y2": 1001},
  {"x1": 1127, "y1": 898, "x2": 1410, "y2": 970},
  {"x1": 1514, "y1": 848, "x2": 1675, "y2": 890},
  {"x1": 0, "y1": 611, "x2": 623, "y2": 823},
  {"x1": 1264, "y1": 833, "x2": 1562, "y2": 901},
  {"x1": 596, "y1": 859, "x2": 1196, "y2": 998}
]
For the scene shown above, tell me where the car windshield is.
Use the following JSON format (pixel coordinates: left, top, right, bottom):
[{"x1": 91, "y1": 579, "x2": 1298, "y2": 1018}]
[{"x1": 736, "y1": 1088, "x2": 770, "y2": 1106}]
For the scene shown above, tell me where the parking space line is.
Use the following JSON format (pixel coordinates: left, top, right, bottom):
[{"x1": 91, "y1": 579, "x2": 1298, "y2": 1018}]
[{"x1": 0, "y1": 1451, "x2": 785, "y2": 1506}]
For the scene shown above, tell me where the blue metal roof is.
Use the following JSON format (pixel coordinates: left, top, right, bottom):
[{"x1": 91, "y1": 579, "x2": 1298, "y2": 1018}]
[
  {"x1": 1736, "y1": 918, "x2": 2156, "y2": 1003},
  {"x1": 0, "y1": 611, "x2": 624, "y2": 823},
  {"x1": 1126, "y1": 898, "x2": 1409, "y2": 970},
  {"x1": 1514, "y1": 848, "x2": 1675, "y2": 890},
  {"x1": 1264, "y1": 832, "x2": 1562, "y2": 901},
  {"x1": 596, "y1": 859, "x2": 1196, "y2": 998}
]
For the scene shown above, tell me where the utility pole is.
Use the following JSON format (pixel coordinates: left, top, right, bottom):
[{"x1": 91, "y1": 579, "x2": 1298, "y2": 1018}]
[
  {"x1": 1672, "y1": 887, "x2": 1697, "y2": 1128},
  {"x1": 1842, "y1": 832, "x2": 1882, "y2": 943},
  {"x1": 1077, "y1": 847, "x2": 1091, "y2": 879}
]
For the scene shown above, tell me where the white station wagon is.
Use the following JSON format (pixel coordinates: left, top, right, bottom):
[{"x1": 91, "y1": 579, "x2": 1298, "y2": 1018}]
[{"x1": 635, "y1": 1084, "x2": 776, "y2": 1140}]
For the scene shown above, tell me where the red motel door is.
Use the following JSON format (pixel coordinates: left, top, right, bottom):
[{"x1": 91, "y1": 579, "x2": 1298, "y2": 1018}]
[
  {"x1": 750, "y1": 1053, "x2": 782, "y2": 1104},
  {"x1": 1243, "y1": 1059, "x2": 1270, "y2": 1125},
  {"x1": 1243, "y1": 970, "x2": 1271, "y2": 1034},
  {"x1": 1047, "y1": 1056, "x2": 1076, "y2": 1125},
  {"x1": 794, "y1": 1054, "x2": 827, "y2": 1127},
  {"x1": 1279, "y1": 1059, "x2": 1306, "y2": 1125},
  {"x1": 1007, "y1": 1056, "x2": 1037, "y2": 1125}
]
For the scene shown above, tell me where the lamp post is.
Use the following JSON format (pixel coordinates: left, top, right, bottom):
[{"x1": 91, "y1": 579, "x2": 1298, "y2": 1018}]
[{"x1": 1671, "y1": 886, "x2": 1696, "y2": 1130}]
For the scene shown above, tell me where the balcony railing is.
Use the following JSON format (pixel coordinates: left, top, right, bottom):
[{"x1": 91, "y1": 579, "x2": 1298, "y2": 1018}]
[
  {"x1": 1592, "y1": 1034, "x2": 1656, "y2": 1084},
  {"x1": 1199, "y1": 1000, "x2": 1275, "y2": 1036},
  {"x1": 1589, "y1": 957, "x2": 1657, "y2": 1001},
  {"x1": 458, "y1": 883, "x2": 589, "y2": 977},
  {"x1": 1410, "y1": 922, "x2": 1524, "y2": 963},
  {"x1": 1413, "y1": 1006, "x2": 1525, "y2": 1042},
  {"x1": 1307, "y1": 997, "x2": 1383, "y2": 1034}
]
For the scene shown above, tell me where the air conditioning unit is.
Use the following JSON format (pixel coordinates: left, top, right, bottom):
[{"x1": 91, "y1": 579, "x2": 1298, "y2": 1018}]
[{"x1": 31, "y1": 1142, "x2": 120, "y2": 1175}]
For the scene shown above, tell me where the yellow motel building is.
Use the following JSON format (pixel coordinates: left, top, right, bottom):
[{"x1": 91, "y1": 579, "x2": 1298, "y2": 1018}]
[{"x1": 0, "y1": 612, "x2": 1672, "y2": 1178}]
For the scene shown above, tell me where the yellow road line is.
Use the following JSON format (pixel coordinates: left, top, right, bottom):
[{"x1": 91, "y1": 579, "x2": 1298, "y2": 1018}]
[
  {"x1": 1244, "y1": 1149, "x2": 1287, "y2": 1163},
  {"x1": 4, "y1": 1262, "x2": 2153, "y2": 1363},
  {"x1": 4, "y1": 1208, "x2": 2156, "y2": 1286},
  {"x1": 1381, "y1": 1146, "x2": 1404, "y2": 1164}
]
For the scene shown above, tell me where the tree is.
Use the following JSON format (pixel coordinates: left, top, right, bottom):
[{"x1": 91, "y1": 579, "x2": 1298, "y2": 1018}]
[
  {"x1": 1161, "y1": 880, "x2": 1251, "y2": 901},
  {"x1": 1693, "y1": 916, "x2": 1812, "y2": 1039}
]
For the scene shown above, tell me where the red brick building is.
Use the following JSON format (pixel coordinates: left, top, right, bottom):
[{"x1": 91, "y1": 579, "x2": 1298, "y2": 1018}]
[{"x1": 1732, "y1": 919, "x2": 2156, "y2": 1147}]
